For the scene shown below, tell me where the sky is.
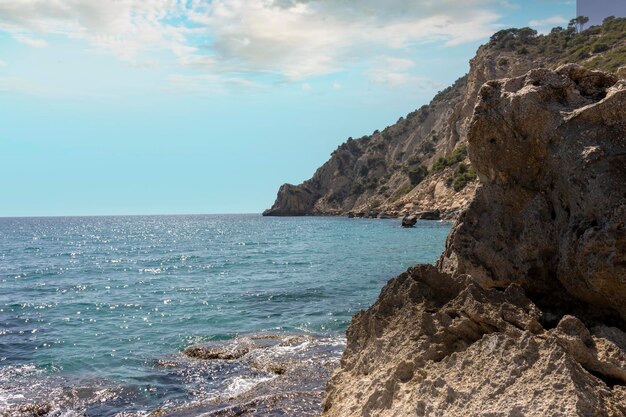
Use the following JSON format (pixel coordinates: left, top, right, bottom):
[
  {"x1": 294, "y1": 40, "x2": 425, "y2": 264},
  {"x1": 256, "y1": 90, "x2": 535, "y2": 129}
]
[{"x1": 0, "y1": 0, "x2": 576, "y2": 216}]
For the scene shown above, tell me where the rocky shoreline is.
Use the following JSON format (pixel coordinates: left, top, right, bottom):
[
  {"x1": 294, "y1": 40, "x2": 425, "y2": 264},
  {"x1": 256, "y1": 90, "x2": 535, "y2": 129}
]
[
  {"x1": 321, "y1": 65, "x2": 626, "y2": 416},
  {"x1": 1, "y1": 333, "x2": 345, "y2": 417}
]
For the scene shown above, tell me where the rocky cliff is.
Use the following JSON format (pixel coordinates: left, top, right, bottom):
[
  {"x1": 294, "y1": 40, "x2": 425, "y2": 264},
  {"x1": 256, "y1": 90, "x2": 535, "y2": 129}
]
[
  {"x1": 264, "y1": 18, "x2": 626, "y2": 219},
  {"x1": 321, "y1": 65, "x2": 626, "y2": 416}
]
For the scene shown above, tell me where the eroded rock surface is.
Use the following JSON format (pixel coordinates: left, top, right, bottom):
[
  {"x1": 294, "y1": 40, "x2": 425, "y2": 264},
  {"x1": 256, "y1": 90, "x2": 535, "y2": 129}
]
[
  {"x1": 440, "y1": 64, "x2": 626, "y2": 320},
  {"x1": 323, "y1": 66, "x2": 626, "y2": 417},
  {"x1": 323, "y1": 266, "x2": 626, "y2": 417}
]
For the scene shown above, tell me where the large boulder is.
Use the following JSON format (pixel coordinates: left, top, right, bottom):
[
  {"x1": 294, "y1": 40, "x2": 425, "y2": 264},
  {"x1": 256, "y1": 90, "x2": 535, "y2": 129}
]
[
  {"x1": 440, "y1": 64, "x2": 626, "y2": 320},
  {"x1": 262, "y1": 183, "x2": 320, "y2": 216},
  {"x1": 401, "y1": 215, "x2": 418, "y2": 228},
  {"x1": 323, "y1": 65, "x2": 626, "y2": 417}
]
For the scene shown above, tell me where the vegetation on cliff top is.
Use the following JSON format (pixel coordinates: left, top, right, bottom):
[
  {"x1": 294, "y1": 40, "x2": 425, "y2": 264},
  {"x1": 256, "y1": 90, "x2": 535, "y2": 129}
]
[{"x1": 490, "y1": 16, "x2": 626, "y2": 72}]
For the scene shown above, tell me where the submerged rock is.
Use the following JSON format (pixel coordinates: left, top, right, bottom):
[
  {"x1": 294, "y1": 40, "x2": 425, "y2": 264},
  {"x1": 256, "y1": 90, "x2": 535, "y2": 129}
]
[
  {"x1": 184, "y1": 345, "x2": 250, "y2": 361},
  {"x1": 323, "y1": 65, "x2": 626, "y2": 417},
  {"x1": 152, "y1": 334, "x2": 344, "y2": 417}
]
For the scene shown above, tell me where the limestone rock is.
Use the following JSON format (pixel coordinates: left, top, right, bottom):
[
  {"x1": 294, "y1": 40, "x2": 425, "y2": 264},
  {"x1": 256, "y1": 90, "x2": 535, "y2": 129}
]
[
  {"x1": 322, "y1": 266, "x2": 626, "y2": 417},
  {"x1": 439, "y1": 64, "x2": 626, "y2": 320},
  {"x1": 323, "y1": 65, "x2": 626, "y2": 417},
  {"x1": 262, "y1": 33, "x2": 546, "y2": 218},
  {"x1": 417, "y1": 210, "x2": 440, "y2": 220},
  {"x1": 262, "y1": 183, "x2": 320, "y2": 216}
]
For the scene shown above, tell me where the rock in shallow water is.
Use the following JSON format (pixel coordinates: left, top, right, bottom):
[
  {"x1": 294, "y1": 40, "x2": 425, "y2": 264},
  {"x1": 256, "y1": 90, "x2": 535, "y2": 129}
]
[
  {"x1": 154, "y1": 334, "x2": 344, "y2": 416},
  {"x1": 401, "y1": 215, "x2": 418, "y2": 228}
]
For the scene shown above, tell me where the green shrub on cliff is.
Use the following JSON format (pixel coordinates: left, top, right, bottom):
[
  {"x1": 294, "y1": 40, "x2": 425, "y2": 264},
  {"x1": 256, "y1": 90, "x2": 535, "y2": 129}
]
[
  {"x1": 490, "y1": 27, "x2": 539, "y2": 50},
  {"x1": 408, "y1": 164, "x2": 428, "y2": 186},
  {"x1": 448, "y1": 164, "x2": 477, "y2": 191},
  {"x1": 432, "y1": 145, "x2": 468, "y2": 172},
  {"x1": 487, "y1": 17, "x2": 626, "y2": 72},
  {"x1": 350, "y1": 181, "x2": 364, "y2": 195}
]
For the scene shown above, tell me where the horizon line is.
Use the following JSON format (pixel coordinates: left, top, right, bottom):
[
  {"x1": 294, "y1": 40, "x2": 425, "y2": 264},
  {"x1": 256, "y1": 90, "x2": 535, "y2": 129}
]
[{"x1": 0, "y1": 212, "x2": 264, "y2": 219}]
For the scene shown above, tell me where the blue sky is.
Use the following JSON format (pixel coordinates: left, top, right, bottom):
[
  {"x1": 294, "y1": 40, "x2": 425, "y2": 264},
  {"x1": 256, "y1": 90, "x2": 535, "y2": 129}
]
[{"x1": 0, "y1": 0, "x2": 575, "y2": 216}]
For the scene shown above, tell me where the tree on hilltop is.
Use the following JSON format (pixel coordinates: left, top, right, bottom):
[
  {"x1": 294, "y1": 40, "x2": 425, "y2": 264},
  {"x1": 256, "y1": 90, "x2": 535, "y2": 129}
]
[{"x1": 569, "y1": 16, "x2": 590, "y2": 33}]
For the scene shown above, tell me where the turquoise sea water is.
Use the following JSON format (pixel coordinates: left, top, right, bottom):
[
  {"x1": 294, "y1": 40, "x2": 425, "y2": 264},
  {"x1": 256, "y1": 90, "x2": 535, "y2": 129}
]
[{"x1": 0, "y1": 215, "x2": 450, "y2": 416}]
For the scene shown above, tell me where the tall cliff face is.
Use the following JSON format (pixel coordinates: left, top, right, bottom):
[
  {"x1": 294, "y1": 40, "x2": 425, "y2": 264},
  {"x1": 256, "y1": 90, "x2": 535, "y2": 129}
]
[
  {"x1": 439, "y1": 64, "x2": 626, "y2": 319},
  {"x1": 264, "y1": 19, "x2": 626, "y2": 218},
  {"x1": 322, "y1": 65, "x2": 626, "y2": 416}
]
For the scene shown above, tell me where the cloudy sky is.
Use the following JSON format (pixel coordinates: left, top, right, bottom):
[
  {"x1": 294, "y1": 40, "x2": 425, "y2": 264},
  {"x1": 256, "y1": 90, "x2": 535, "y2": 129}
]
[{"x1": 0, "y1": 0, "x2": 574, "y2": 216}]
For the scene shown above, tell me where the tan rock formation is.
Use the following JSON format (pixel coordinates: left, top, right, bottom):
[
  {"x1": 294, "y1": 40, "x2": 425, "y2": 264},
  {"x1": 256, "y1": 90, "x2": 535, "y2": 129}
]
[
  {"x1": 440, "y1": 64, "x2": 626, "y2": 320},
  {"x1": 322, "y1": 66, "x2": 626, "y2": 417},
  {"x1": 323, "y1": 266, "x2": 626, "y2": 417}
]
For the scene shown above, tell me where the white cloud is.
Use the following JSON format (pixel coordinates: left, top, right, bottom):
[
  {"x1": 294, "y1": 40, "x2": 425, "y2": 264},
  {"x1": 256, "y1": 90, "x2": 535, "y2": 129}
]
[
  {"x1": 0, "y1": 0, "x2": 192, "y2": 60},
  {"x1": 369, "y1": 56, "x2": 445, "y2": 91},
  {"x1": 12, "y1": 34, "x2": 47, "y2": 47},
  {"x1": 369, "y1": 57, "x2": 416, "y2": 87},
  {"x1": 332, "y1": 82, "x2": 341, "y2": 90},
  {"x1": 187, "y1": 0, "x2": 503, "y2": 79},
  {"x1": 0, "y1": 0, "x2": 506, "y2": 83},
  {"x1": 0, "y1": 59, "x2": 6, "y2": 67},
  {"x1": 166, "y1": 73, "x2": 262, "y2": 95}
]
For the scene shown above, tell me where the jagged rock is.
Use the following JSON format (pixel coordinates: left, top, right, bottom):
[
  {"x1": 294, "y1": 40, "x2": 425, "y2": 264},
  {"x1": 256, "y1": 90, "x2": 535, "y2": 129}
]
[
  {"x1": 263, "y1": 184, "x2": 320, "y2": 216},
  {"x1": 323, "y1": 65, "x2": 626, "y2": 416},
  {"x1": 401, "y1": 215, "x2": 417, "y2": 228},
  {"x1": 323, "y1": 266, "x2": 626, "y2": 416},
  {"x1": 264, "y1": 21, "x2": 626, "y2": 218},
  {"x1": 262, "y1": 32, "x2": 553, "y2": 218},
  {"x1": 417, "y1": 209, "x2": 440, "y2": 220},
  {"x1": 184, "y1": 345, "x2": 250, "y2": 360},
  {"x1": 440, "y1": 64, "x2": 626, "y2": 320}
]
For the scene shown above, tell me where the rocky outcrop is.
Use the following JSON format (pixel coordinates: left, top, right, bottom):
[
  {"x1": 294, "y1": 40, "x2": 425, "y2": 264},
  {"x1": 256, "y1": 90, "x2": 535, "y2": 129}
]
[
  {"x1": 265, "y1": 19, "x2": 626, "y2": 219},
  {"x1": 263, "y1": 184, "x2": 321, "y2": 216},
  {"x1": 440, "y1": 64, "x2": 626, "y2": 320},
  {"x1": 322, "y1": 66, "x2": 626, "y2": 416},
  {"x1": 401, "y1": 215, "x2": 417, "y2": 228},
  {"x1": 323, "y1": 266, "x2": 626, "y2": 416},
  {"x1": 264, "y1": 40, "x2": 551, "y2": 218}
]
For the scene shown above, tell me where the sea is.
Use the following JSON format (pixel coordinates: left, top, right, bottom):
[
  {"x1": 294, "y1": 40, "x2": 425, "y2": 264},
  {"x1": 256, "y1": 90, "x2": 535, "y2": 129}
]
[{"x1": 0, "y1": 214, "x2": 450, "y2": 416}]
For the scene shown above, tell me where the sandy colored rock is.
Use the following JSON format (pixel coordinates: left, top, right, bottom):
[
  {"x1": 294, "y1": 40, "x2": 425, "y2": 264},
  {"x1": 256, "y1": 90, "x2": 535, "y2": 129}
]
[
  {"x1": 323, "y1": 266, "x2": 626, "y2": 417},
  {"x1": 440, "y1": 64, "x2": 626, "y2": 320},
  {"x1": 263, "y1": 34, "x2": 552, "y2": 218},
  {"x1": 265, "y1": 20, "x2": 626, "y2": 219},
  {"x1": 323, "y1": 65, "x2": 626, "y2": 417}
]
